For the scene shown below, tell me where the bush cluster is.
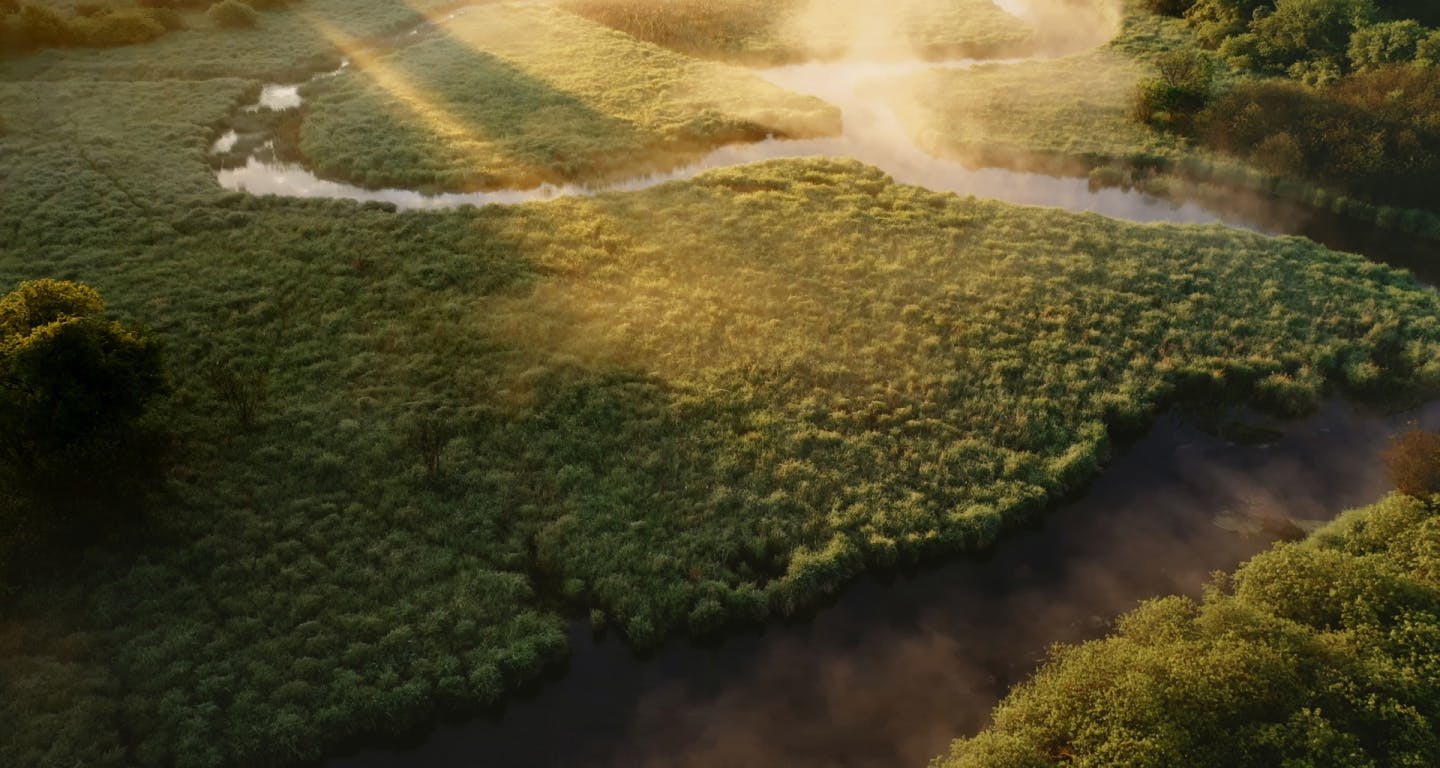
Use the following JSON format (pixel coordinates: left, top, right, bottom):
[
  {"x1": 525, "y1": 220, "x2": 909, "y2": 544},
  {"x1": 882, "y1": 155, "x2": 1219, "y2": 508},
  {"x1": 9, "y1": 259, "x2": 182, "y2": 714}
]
[
  {"x1": 937, "y1": 493, "x2": 1440, "y2": 767},
  {"x1": 1178, "y1": 0, "x2": 1440, "y2": 82}
]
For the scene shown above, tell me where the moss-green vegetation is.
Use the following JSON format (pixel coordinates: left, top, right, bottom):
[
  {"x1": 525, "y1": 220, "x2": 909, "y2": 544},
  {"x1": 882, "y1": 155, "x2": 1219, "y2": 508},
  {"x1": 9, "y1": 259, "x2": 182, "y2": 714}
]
[
  {"x1": 557, "y1": 0, "x2": 1036, "y2": 64},
  {"x1": 6, "y1": 2, "x2": 1440, "y2": 767},
  {"x1": 296, "y1": 2, "x2": 841, "y2": 191},
  {"x1": 933, "y1": 491, "x2": 1440, "y2": 767},
  {"x1": 6, "y1": 67, "x2": 1440, "y2": 760},
  {"x1": 0, "y1": 0, "x2": 463, "y2": 81}
]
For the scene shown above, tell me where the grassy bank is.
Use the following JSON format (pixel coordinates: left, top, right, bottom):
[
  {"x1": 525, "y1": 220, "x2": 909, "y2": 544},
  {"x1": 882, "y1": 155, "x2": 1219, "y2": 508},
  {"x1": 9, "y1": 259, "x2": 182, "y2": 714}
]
[
  {"x1": 295, "y1": 2, "x2": 841, "y2": 192},
  {"x1": 934, "y1": 491, "x2": 1440, "y2": 767},
  {"x1": 557, "y1": 0, "x2": 1036, "y2": 65}
]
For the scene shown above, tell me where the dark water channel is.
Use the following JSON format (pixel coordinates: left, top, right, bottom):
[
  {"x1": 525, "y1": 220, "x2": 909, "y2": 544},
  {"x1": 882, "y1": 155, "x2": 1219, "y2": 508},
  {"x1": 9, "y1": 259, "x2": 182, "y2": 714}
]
[{"x1": 327, "y1": 400, "x2": 1440, "y2": 768}]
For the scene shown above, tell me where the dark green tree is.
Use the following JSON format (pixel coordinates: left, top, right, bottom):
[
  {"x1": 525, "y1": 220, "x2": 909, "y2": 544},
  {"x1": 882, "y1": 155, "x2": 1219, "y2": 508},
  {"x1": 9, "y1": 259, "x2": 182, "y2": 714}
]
[{"x1": 0, "y1": 280, "x2": 168, "y2": 557}]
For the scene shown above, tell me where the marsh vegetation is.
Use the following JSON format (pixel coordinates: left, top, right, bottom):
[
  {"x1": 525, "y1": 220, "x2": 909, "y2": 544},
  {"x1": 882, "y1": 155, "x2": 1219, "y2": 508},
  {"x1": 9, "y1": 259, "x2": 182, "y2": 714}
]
[{"x1": 3, "y1": 1, "x2": 1440, "y2": 767}]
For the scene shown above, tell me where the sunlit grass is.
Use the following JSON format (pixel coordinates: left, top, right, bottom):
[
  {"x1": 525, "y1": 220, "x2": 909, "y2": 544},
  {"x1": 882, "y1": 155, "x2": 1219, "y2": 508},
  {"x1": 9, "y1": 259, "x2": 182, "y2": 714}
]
[
  {"x1": 557, "y1": 0, "x2": 1037, "y2": 64},
  {"x1": 296, "y1": 2, "x2": 841, "y2": 191}
]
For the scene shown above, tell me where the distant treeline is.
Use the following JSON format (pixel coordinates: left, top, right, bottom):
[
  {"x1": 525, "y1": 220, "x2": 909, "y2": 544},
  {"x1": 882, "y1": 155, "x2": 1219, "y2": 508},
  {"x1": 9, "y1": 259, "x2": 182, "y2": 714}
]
[
  {"x1": 0, "y1": 0, "x2": 298, "y2": 52},
  {"x1": 1149, "y1": 0, "x2": 1440, "y2": 81},
  {"x1": 1133, "y1": 0, "x2": 1440, "y2": 212}
]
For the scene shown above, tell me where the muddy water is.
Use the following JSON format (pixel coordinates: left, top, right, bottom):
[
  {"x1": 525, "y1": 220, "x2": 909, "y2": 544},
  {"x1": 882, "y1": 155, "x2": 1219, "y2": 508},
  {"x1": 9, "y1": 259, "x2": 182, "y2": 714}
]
[{"x1": 325, "y1": 400, "x2": 1440, "y2": 768}]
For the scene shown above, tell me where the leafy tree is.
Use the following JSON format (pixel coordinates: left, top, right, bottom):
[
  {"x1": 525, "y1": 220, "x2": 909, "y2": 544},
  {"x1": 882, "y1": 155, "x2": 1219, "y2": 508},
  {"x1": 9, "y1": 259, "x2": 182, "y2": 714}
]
[
  {"x1": 1251, "y1": 0, "x2": 1377, "y2": 73},
  {"x1": 1133, "y1": 49, "x2": 1216, "y2": 132},
  {"x1": 1347, "y1": 18, "x2": 1425, "y2": 70},
  {"x1": 1184, "y1": 0, "x2": 1272, "y2": 47},
  {"x1": 0, "y1": 280, "x2": 167, "y2": 557}
]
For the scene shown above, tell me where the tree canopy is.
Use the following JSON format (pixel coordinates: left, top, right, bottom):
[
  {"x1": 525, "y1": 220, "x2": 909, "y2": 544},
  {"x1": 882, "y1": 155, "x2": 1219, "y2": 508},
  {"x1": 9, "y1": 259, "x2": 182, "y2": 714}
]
[{"x1": 0, "y1": 279, "x2": 166, "y2": 575}]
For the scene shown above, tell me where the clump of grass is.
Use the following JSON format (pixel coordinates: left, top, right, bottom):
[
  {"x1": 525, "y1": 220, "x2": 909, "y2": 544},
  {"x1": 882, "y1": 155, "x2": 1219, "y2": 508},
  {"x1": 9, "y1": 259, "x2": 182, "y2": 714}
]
[{"x1": 1384, "y1": 426, "x2": 1440, "y2": 497}]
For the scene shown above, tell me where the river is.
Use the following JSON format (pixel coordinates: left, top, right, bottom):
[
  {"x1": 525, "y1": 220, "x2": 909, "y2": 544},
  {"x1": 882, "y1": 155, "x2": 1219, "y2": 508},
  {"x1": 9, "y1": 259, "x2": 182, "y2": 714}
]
[{"x1": 324, "y1": 400, "x2": 1440, "y2": 768}]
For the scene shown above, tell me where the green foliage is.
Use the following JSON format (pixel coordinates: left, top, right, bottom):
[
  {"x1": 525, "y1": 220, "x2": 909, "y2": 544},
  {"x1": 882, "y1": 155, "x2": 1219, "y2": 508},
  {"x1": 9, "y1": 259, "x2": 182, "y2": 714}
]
[
  {"x1": 207, "y1": 0, "x2": 258, "y2": 29},
  {"x1": 935, "y1": 493, "x2": 1440, "y2": 767},
  {"x1": 1347, "y1": 19, "x2": 1426, "y2": 69},
  {"x1": 0, "y1": 279, "x2": 167, "y2": 577},
  {"x1": 1133, "y1": 48, "x2": 1216, "y2": 131},
  {"x1": 1252, "y1": 0, "x2": 1378, "y2": 73},
  {"x1": 1198, "y1": 67, "x2": 1440, "y2": 209},
  {"x1": 1420, "y1": 29, "x2": 1440, "y2": 64},
  {"x1": 1383, "y1": 427, "x2": 1440, "y2": 496},
  {"x1": 1184, "y1": 0, "x2": 1438, "y2": 76}
]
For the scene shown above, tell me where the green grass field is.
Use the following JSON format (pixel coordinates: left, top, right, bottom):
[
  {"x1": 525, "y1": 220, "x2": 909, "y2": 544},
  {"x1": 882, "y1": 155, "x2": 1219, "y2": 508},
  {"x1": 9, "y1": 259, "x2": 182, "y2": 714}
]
[
  {"x1": 5, "y1": 1, "x2": 1440, "y2": 767},
  {"x1": 296, "y1": 2, "x2": 841, "y2": 191},
  {"x1": 558, "y1": 0, "x2": 1037, "y2": 64}
]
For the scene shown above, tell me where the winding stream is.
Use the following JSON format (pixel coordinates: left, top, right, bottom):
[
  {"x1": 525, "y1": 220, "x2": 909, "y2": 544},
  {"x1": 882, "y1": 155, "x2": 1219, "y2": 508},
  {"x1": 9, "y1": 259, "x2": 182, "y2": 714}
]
[
  {"x1": 200, "y1": 4, "x2": 1440, "y2": 766},
  {"x1": 217, "y1": 56, "x2": 1227, "y2": 224}
]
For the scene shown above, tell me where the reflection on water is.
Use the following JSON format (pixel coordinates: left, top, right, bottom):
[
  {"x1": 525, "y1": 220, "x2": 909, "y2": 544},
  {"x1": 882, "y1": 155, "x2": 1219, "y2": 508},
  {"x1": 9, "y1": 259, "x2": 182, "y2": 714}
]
[
  {"x1": 215, "y1": 57, "x2": 1228, "y2": 226},
  {"x1": 328, "y1": 401, "x2": 1440, "y2": 768},
  {"x1": 247, "y1": 84, "x2": 302, "y2": 112}
]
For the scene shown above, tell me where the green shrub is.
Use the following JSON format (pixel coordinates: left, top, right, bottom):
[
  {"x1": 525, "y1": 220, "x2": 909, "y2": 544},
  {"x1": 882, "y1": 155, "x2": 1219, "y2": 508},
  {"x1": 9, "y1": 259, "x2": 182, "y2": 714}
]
[
  {"x1": 935, "y1": 494, "x2": 1440, "y2": 767},
  {"x1": 1348, "y1": 19, "x2": 1426, "y2": 69},
  {"x1": 1384, "y1": 427, "x2": 1440, "y2": 496},
  {"x1": 1133, "y1": 49, "x2": 1215, "y2": 132},
  {"x1": 207, "y1": 0, "x2": 257, "y2": 28},
  {"x1": 0, "y1": 280, "x2": 168, "y2": 577}
]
